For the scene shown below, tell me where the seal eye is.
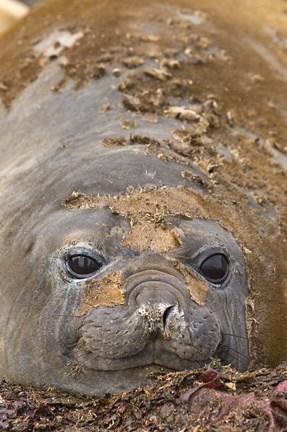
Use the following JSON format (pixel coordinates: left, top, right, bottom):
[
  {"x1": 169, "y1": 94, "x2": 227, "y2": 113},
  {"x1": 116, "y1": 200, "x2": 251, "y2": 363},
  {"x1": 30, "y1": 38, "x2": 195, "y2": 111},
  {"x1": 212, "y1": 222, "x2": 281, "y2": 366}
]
[
  {"x1": 199, "y1": 253, "x2": 229, "y2": 284},
  {"x1": 66, "y1": 254, "x2": 104, "y2": 279}
]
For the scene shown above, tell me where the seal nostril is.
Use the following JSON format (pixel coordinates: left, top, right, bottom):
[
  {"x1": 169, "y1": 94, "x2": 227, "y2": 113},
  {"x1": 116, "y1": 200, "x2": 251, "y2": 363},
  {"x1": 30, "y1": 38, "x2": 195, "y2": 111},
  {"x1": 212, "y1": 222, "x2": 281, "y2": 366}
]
[{"x1": 162, "y1": 305, "x2": 175, "y2": 327}]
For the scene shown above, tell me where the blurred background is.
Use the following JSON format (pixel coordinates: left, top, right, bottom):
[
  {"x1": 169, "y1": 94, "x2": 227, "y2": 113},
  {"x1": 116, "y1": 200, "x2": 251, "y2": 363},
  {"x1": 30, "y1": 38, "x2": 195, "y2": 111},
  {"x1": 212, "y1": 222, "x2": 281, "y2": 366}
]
[{"x1": 0, "y1": 0, "x2": 38, "y2": 35}]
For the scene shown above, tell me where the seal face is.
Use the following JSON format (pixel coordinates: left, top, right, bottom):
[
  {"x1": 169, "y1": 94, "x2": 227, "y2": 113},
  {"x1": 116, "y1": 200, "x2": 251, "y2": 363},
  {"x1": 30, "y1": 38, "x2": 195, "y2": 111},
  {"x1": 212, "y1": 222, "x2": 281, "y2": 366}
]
[
  {"x1": 3, "y1": 159, "x2": 249, "y2": 395},
  {"x1": 43, "y1": 208, "x2": 249, "y2": 375},
  {"x1": 0, "y1": 0, "x2": 286, "y2": 396},
  {"x1": 72, "y1": 224, "x2": 247, "y2": 370}
]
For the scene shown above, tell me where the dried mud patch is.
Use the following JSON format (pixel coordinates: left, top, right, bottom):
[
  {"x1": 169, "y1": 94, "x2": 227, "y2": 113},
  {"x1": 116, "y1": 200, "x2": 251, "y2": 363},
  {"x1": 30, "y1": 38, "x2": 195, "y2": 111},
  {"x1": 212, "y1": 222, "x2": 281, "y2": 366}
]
[
  {"x1": 77, "y1": 272, "x2": 125, "y2": 316},
  {"x1": 1, "y1": 365, "x2": 287, "y2": 431},
  {"x1": 171, "y1": 260, "x2": 208, "y2": 306},
  {"x1": 64, "y1": 186, "x2": 214, "y2": 253}
]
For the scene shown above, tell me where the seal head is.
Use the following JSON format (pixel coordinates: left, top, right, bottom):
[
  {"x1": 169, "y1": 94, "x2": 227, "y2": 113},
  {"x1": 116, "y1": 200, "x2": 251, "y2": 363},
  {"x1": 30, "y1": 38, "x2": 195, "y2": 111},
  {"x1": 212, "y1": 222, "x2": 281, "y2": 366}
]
[{"x1": 3, "y1": 151, "x2": 249, "y2": 395}]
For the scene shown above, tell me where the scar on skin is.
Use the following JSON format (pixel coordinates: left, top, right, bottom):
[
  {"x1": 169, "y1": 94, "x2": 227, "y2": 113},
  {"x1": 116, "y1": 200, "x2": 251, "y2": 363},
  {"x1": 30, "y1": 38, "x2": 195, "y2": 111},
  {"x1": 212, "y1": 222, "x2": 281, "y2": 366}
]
[
  {"x1": 171, "y1": 260, "x2": 208, "y2": 305},
  {"x1": 77, "y1": 271, "x2": 125, "y2": 315}
]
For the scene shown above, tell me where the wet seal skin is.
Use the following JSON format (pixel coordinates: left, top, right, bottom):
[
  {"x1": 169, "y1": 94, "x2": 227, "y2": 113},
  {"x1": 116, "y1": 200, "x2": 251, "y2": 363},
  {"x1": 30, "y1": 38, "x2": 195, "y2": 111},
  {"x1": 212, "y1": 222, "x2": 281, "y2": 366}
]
[{"x1": 0, "y1": 0, "x2": 286, "y2": 396}]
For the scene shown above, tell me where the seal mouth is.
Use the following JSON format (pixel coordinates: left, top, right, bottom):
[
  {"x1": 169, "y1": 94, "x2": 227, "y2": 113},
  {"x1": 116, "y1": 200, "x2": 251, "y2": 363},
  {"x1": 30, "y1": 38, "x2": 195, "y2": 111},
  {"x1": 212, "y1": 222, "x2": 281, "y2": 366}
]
[
  {"x1": 72, "y1": 306, "x2": 223, "y2": 371},
  {"x1": 74, "y1": 304, "x2": 221, "y2": 370},
  {"x1": 69, "y1": 321, "x2": 247, "y2": 372},
  {"x1": 71, "y1": 331, "x2": 246, "y2": 373},
  {"x1": 73, "y1": 337, "x2": 213, "y2": 371}
]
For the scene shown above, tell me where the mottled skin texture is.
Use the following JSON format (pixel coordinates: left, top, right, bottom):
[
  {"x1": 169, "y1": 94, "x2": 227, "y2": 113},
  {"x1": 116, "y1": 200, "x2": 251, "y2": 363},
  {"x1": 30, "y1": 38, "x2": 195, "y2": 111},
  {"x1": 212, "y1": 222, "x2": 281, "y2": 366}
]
[{"x1": 0, "y1": 0, "x2": 286, "y2": 396}]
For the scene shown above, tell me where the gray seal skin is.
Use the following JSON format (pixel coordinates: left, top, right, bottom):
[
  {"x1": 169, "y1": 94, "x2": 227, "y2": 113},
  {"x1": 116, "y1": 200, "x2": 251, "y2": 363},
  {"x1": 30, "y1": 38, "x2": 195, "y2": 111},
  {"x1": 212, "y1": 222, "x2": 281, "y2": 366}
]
[{"x1": 0, "y1": 0, "x2": 286, "y2": 395}]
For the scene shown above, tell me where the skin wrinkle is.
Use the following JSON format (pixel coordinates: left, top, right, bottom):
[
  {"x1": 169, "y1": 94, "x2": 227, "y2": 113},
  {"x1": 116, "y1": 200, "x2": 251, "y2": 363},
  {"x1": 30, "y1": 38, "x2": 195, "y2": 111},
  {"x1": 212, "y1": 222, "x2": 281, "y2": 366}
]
[{"x1": 125, "y1": 269, "x2": 195, "y2": 307}]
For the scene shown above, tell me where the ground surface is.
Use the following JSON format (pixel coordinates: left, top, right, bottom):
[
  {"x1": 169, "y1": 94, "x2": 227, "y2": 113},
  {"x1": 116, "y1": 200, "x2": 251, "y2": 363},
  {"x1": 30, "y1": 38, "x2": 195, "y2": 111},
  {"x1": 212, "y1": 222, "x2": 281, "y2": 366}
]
[{"x1": 1, "y1": 365, "x2": 287, "y2": 431}]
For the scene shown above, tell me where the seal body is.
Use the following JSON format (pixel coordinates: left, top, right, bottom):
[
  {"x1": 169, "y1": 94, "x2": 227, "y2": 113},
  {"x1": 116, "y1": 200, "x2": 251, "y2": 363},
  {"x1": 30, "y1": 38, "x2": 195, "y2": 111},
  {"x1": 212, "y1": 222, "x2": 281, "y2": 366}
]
[{"x1": 0, "y1": 0, "x2": 286, "y2": 395}]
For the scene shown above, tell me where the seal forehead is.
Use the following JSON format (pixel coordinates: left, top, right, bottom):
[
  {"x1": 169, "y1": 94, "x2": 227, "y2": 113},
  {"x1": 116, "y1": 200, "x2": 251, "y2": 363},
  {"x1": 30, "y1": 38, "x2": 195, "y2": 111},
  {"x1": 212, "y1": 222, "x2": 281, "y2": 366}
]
[{"x1": 64, "y1": 186, "x2": 212, "y2": 252}]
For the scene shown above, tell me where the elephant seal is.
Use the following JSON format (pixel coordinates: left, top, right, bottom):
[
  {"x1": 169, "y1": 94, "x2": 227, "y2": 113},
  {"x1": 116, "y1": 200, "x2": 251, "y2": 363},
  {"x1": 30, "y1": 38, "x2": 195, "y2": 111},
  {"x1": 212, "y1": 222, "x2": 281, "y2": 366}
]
[{"x1": 0, "y1": 0, "x2": 286, "y2": 395}]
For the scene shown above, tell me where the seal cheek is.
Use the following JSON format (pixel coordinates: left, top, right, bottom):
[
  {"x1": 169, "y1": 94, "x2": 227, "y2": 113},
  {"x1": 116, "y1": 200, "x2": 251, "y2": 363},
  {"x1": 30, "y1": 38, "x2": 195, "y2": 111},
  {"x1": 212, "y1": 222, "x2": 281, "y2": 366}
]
[{"x1": 76, "y1": 308, "x2": 150, "y2": 369}]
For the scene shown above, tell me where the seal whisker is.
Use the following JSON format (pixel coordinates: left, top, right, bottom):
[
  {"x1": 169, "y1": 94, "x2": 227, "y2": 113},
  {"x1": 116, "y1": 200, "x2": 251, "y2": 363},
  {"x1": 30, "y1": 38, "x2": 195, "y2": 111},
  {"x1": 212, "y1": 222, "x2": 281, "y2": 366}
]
[
  {"x1": 219, "y1": 343, "x2": 249, "y2": 360},
  {"x1": 65, "y1": 341, "x2": 78, "y2": 349},
  {"x1": 216, "y1": 350, "x2": 239, "y2": 365},
  {"x1": 221, "y1": 332, "x2": 249, "y2": 341}
]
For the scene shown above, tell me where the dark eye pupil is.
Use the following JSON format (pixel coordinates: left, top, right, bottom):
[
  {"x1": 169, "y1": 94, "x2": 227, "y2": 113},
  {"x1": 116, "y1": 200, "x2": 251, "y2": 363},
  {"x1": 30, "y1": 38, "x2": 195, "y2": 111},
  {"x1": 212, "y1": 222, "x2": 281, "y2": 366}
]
[
  {"x1": 67, "y1": 254, "x2": 103, "y2": 278},
  {"x1": 200, "y1": 253, "x2": 228, "y2": 283}
]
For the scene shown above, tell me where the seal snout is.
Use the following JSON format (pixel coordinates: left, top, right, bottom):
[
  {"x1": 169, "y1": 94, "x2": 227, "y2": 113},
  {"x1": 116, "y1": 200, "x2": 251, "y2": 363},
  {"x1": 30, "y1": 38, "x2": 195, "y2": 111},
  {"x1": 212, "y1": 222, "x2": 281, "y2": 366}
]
[
  {"x1": 138, "y1": 301, "x2": 183, "y2": 338},
  {"x1": 124, "y1": 264, "x2": 191, "y2": 338},
  {"x1": 75, "y1": 254, "x2": 222, "y2": 371}
]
